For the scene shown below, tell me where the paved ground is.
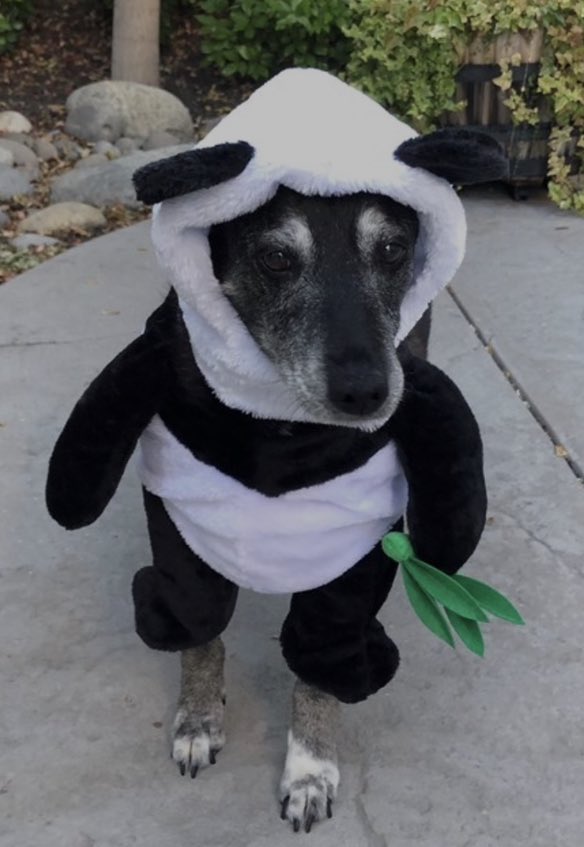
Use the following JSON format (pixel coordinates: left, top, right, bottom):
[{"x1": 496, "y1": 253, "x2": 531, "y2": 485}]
[{"x1": 1, "y1": 187, "x2": 583, "y2": 847}]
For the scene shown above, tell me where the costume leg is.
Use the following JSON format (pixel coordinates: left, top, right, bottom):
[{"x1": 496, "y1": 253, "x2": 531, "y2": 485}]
[
  {"x1": 280, "y1": 541, "x2": 400, "y2": 704},
  {"x1": 280, "y1": 679, "x2": 340, "y2": 833},
  {"x1": 134, "y1": 491, "x2": 235, "y2": 774},
  {"x1": 132, "y1": 489, "x2": 238, "y2": 651},
  {"x1": 172, "y1": 637, "x2": 227, "y2": 777}
]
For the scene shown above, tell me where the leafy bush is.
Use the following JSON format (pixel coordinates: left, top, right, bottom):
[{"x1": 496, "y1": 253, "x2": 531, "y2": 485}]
[
  {"x1": 344, "y1": 1, "x2": 584, "y2": 212},
  {"x1": 0, "y1": 0, "x2": 33, "y2": 54},
  {"x1": 196, "y1": 0, "x2": 352, "y2": 81}
]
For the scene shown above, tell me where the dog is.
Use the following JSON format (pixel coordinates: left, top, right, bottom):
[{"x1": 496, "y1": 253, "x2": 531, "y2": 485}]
[
  {"x1": 47, "y1": 69, "x2": 503, "y2": 836},
  {"x1": 169, "y1": 185, "x2": 420, "y2": 832}
]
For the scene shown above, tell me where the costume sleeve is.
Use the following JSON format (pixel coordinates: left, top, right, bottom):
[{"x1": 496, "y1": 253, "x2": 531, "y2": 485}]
[
  {"x1": 390, "y1": 354, "x2": 487, "y2": 574},
  {"x1": 280, "y1": 542, "x2": 401, "y2": 704},
  {"x1": 46, "y1": 314, "x2": 171, "y2": 530}
]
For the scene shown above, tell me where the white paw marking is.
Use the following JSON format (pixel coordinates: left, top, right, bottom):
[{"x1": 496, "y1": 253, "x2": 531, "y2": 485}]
[
  {"x1": 171, "y1": 705, "x2": 225, "y2": 777},
  {"x1": 280, "y1": 732, "x2": 339, "y2": 832}
]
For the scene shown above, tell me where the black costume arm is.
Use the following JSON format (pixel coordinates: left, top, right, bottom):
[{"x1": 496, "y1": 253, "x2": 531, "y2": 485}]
[
  {"x1": 391, "y1": 354, "x2": 487, "y2": 573},
  {"x1": 46, "y1": 323, "x2": 170, "y2": 530}
]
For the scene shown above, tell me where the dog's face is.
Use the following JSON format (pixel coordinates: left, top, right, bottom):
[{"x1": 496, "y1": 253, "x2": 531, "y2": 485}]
[{"x1": 209, "y1": 186, "x2": 419, "y2": 426}]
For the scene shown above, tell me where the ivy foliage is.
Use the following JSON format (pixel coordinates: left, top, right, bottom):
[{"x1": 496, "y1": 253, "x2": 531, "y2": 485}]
[
  {"x1": 196, "y1": 0, "x2": 352, "y2": 81},
  {"x1": 0, "y1": 0, "x2": 33, "y2": 54},
  {"x1": 344, "y1": 1, "x2": 584, "y2": 212}
]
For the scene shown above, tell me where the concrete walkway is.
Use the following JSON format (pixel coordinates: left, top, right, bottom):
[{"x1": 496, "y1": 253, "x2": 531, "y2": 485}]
[{"x1": 1, "y1": 188, "x2": 583, "y2": 847}]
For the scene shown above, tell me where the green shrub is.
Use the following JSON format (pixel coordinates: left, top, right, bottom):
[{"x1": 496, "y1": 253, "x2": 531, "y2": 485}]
[
  {"x1": 344, "y1": 1, "x2": 584, "y2": 212},
  {"x1": 344, "y1": 0, "x2": 465, "y2": 131},
  {"x1": 196, "y1": 0, "x2": 352, "y2": 81},
  {"x1": 0, "y1": 0, "x2": 33, "y2": 54}
]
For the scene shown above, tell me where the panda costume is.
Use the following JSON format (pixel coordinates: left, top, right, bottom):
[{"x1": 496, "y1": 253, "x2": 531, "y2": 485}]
[{"x1": 46, "y1": 69, "x2": 507, "y2": 704}]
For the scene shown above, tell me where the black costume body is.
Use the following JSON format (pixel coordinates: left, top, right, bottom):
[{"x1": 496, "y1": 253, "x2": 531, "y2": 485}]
[
  {"x1": 45, "y1": 68, "x2": 509, "y2": 704},
  {"x1": 46, "y1": 290, "x2": 487, "y2": 704}
]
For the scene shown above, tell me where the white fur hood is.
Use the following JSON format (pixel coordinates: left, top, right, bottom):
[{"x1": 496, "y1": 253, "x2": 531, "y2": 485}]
[{"x1": 147, "y1": 68, "x2": 468, "y2": 427}]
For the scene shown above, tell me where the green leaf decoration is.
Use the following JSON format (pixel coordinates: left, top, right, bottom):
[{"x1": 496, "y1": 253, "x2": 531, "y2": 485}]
[
  {"x1": 403, "y1": 559, "x2": 489, "y2": 623},
  {"x1": 452, "y1": 575, "x2": 524, "y2": 625},
  {"x1": 382, "y1": 531, "x2": 414, "y2": 563},
  {"x1": 401, "y1": 567, "x2": 455, "y2": 648},
  {"x1": 380, "y1": 531, "x2": 524, "y2": 656},
  {"x1": 444, "y1": 609, "x2": 485, "y2": 657}
]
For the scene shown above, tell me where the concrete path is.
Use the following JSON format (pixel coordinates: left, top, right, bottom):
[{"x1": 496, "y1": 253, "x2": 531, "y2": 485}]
[{"x1": 1, "y1": 190, "x2": 583, "y2": 847}]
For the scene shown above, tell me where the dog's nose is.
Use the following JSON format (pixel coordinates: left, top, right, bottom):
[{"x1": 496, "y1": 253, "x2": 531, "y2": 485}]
[{"x1": 327, "y1": 363, "x2": 388, "y2": 416}]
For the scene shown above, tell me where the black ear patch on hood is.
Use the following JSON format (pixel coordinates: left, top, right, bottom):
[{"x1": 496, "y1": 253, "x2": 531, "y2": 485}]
[
  {"x1": 395, "y1": 128, "x2": 508, "y2": 185},
  {"x1": 133, "y1": 141, "x2": 255, "y2": 205}
]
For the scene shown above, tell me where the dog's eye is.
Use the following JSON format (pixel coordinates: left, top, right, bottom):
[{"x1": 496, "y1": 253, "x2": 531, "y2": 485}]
[
  {"x1": 260, "y1": 249, "x2": 292, "y2": 273},
  {"x1": 379, "y1": 241, "x2": 407, "y2": 265}
]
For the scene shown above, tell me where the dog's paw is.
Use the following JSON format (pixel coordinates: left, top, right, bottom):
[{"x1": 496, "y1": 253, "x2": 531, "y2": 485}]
[
  {"x1": 280, "y1": 732, "x2": 339, "y2": 833},
  {"x1": 171, "y1": 704, "x2": 225, "y2": 778}
]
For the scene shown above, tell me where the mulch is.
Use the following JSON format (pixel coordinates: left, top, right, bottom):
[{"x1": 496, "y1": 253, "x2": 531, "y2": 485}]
[
  {"x1": 0, "y1": 0, "x2": 251, "y2": 130},
  {"x1": 0, "y1": 0, "x2": 254, "y2": 283}
]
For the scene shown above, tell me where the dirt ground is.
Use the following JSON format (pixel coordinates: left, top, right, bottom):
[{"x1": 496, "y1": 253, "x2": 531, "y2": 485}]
[
  {"x1": 0, "y1": 0, "x2": 254, "y2": 283},
  {"x1": 0, "y1": 0, "x2": 250, "y2": 130}
]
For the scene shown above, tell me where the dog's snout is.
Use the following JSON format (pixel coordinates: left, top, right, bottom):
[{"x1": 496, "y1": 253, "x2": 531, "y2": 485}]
[{"x1": 327, "y1": 359, "x2": 388, "y2": 416}]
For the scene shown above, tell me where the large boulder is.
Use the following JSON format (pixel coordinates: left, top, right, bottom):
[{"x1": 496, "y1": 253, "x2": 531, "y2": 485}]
[
  {"x1": 65, "y1": 81, "x2": 193, "y2": 143},
  {"x1": 50, "y1": 144, "x2": 191, "y2": 208},
  {"x1": 18, "y1": 202, "x2": 106, "y2": 236}
]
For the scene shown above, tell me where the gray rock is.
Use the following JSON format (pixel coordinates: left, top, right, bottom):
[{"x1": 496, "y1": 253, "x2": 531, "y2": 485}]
[
  {"x1": 51, "y1": 144, "x2": 191, "y2": 208},
  {"x1": 34, "y1": 138, "x2": 59, "y2": 161},
  {"x1": 74, "y1": 153, "x2": 110, "y2": 169},
  {"x1": 11, "y1": 233, "x2": 60, "y2": 249},
  {"x1": 54, "y1": 136, "x2": 82, "y2": 162},
  {"x1": 65, "y1": 80, "x2": 193, "y2": 143},
  {"x1": 0, "y1": 131, "x2": 35, "y2": 149},
  {"x1": 0, "y1": 209, "x2": 9, "y2": 227},
  {"x1": 200, "y1": 116, "x2": 222, "y2": 137},
  {"x1": 115, "y1": 136, "x2": 139, "y2": 156},
  {"x1": 0, "y1": 139, "x2": 38, "y2": 168},
  {"x1": 0, "y1": 111, "x2": 32, "y2": 133},
  {"x1": 142, "y1": 130, "x2": 180, "y2": 150},
  {"x1": 0, "y1": 147, "x2": 13, "y2": 167},
  {"x1": 18, "y1": 202, "x2": 106, "y2": 236},
  {"x1": 93, "y1": 140, "x2": 121, "y2": 159},
  {"x1": 0, "y1": 165, "x2": 33, "y2": 200},
  {"x1": 20, "y1": 163, "x2": 40, "y2": 182}
]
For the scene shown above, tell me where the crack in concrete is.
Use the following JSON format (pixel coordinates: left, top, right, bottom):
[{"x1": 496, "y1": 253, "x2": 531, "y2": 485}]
[
  {"x1": 495, "y1": 509, "x2": 582, "y2": 578},
  {"x1": 0, "y1": 334, "x2": 127, "y2": 349},
  {"x1": 446, "y1": 286, "x2": 583, "y2": 482},
  {"x1": 354, "y1": 764, "x2": 388, "y2": 847}
]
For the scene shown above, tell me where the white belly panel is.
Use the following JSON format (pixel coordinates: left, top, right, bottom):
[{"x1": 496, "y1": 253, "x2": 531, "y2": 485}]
[{"x1": 137, "y1": 416, "x2": 407, "y2": 593}]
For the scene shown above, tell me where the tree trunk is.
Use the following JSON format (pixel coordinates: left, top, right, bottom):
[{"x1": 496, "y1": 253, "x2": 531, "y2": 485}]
[{"x1": 111, "y1": 0, "x2": 160, "y2": 87}]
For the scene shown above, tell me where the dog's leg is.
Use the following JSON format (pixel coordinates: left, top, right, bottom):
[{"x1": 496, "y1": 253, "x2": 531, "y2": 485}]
[
  {"x1": 280, "y1": 678, "x2": 340, "y2": 833},
  {"x1": 172, "y1": 637, "x2": 226, "y2": 778}
]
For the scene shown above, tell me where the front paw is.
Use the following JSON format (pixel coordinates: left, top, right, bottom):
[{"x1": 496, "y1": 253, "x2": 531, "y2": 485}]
[
  {"x1": 280, "y1": 732, "x2": 339, "y2": 833},
  {"x1": 171, "y1": 702, "x2": 225, "y2": 779}
]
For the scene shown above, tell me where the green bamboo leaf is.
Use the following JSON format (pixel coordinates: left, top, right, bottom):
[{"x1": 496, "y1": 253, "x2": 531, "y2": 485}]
[
  {"x1": 452, "y1": 575, "x2": 524, "y2": 625},
  {"x1": 382, "y1": 531, "x2": 414, "y2": 563},
  {"x1": 444, "y1": 609, "x2": 485, "y2": 657},
  {"x1": 403, "y1": 559, "x2": 489, "y2": 622},
  {"x1": 401, "y1": 567, "x2": 455, "y2": 648}
]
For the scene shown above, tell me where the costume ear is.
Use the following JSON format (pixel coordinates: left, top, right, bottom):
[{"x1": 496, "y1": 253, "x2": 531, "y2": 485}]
[
  {"x1": 133, "y1": 141, "x2": 255, "y2": 205},
  {"x1": 395, "y1": 128, "x2": 508, "y2": 185}
]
